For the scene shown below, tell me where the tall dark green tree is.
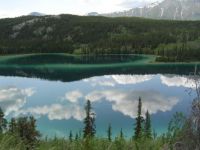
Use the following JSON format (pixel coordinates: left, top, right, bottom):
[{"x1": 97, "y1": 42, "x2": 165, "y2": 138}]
[
  {"x1": 144, "y1": 110, "x2": 152, "y2": 139},
  {"x1": 17, "y1": 116, "x2": 40, "y2": 149},
  {"x1": 134, "y1": 97, "x2": 144, "y2": 139},
  {"x1": 69, "y1": 130, "x2": 73, "y2": 142},
  {"x1": 0, "y1": 107, "x2": 7, "y2": 133},
  {"x1": 83, "y1": 100, "x2": 96, "y2": 138},
  {"x1": 75, "y1": 133, "x2": 79, "y2": 141},
  {"x1": 8, "y1": 118, "x2": 17, "y2": 133},
  {"x1": 120, "y1": 128, "x2": 124, "y2": 139},
  {"x1": 107, "y1": 123, "x2": 112, "y2": 141}
]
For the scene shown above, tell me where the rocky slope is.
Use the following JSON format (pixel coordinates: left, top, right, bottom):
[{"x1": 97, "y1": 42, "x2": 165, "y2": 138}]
[{"x1": 103, "y1": 0, "x2": 200, "y2": 20}]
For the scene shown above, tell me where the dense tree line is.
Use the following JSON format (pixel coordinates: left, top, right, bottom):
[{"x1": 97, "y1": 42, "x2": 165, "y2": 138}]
[
  {"x1": 0, "y1": 95, "x2": 199, "y2": 149},
  {"x1": 0, "y1": 14, "x2": 200, "y2": 61},
  {"x1": 0, "y1": 98, "x2": 152, "y2": 149},
  {"x1": 155, "y1": 35, "x2": 200, "y2": 62},
  {"x1": 0, "y1": 108, "x2": 40, "y2": 149}
]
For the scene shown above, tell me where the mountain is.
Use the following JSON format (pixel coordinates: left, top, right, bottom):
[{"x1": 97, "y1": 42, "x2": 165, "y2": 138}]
[
  {"x1": 87, "y1": 12, "x2": 99, "y2": 16},
  {"x1": 28, "y1": 12, "x2": 45, "y2": 16},
  {"x1": 103, "y1": 0, "x2": 200, "y2": 20}
]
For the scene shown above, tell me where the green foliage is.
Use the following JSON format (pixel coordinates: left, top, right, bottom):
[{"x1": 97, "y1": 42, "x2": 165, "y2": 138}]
[
  {"x1": 83, "y1": 100, "x2": 96, "y2": 138},
  {"x1": 0, "y1": 107, "x2": 7, "y2": 133},
  {"x1": 166, "y1": 112, "x2": 186, "y2": 148},
  {"x1": 14, "y1": 116, "x2": 41, "y2": 149},
  {"x1": 0, "y1": 133, "x2": 26, "y2": 150},
  {"x1": 0, "y1": 97, "x2": 199, "y2": 149},
  {"x1": 155, "y1": 39, "x2": 200, "y2": 62},
  {"x1": 107, "y1": 124, "x2": 112, "y2": 142},
  {"x1": 144, "y1": 110, "x2": 152, "y2": 139},
  {"x1": 69, "y1": 130, "x2": 73, "y2": 142},
  {"x1": 120, "y1": 128, "x2": 124, "y2": 139},
  {"x1": 134, "y1": 97, "x2": 144, "y2": 140},
  {"x1": 8, "y1": 118, "x2": 17, "y2": 134},
  {"x1": 0, "y1": 15, "x2": 200, "y2": 60}
]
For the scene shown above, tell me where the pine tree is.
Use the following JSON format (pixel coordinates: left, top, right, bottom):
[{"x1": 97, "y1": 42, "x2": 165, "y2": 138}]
[
  {"x1": 69, "y1": 130, "x2": 73, "y2": 142},
  {"x1": 107, "y1": 123, "x2": 112, "y2": 141},
  {"x1": 17, "y1": 116, "x2": 40, "y2": 149},
  {"x1": 29, "y1": 116, "x2": 40, "y2": 146},
  {"x1": 83, "y1": 100, "x2": 96, "y2": 138},
  {"x1": 120, "y1": 128, "x2": 124, "y2": 139},
  {"x1": 75, "y1": 133, "x2": 79, "y2": 141},
  {"x1": 0, "y1": 107, "x2": 7, "y2": 133},
  {"x1": 134, "y1": 97, "x2": 144, "y2": 139},
  {"x1": 9, "y1": 118, "x2": 17, "y2": 133},
  {"x1": 144, "y1": 110, "x2": 152, "y2": 139}
]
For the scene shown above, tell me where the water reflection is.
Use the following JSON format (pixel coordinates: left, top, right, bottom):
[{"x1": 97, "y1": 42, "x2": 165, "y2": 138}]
[
  {"x1": 3, "y1": 54, "x2": 143, "y2": 65},
  {"x1": 86, "y1": 90, "x2": 179, "y2": 118},
  {"x1": 160, "y1": 75, "x2": 195, "y2": 89},
  {"x1": 18, "y1": 104, "x2": 85, "y2": 121},
  {"x1": 0, "y1": 64, "x2": 199, "y2": 82},
  {"x1": 0, "y1": 74, "x2": 196, "y2": 137},
  {"x1": 83, "y1": 75, "x2": 154, "y2": 87},
  {"x1": 0, "y1": 87, "x2": 35, "y2": 116}
]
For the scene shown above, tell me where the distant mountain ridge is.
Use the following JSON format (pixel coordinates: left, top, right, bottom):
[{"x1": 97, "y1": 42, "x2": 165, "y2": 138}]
[
  {"x1": 102, "y1": 0, "x2": 200, "y2": 20},
  {"x1": 28, "y1": 12, "x2": 45, "y2": 16},
  {"x1": 87, "y1": 12, "x2": 99, "y2": 16}
]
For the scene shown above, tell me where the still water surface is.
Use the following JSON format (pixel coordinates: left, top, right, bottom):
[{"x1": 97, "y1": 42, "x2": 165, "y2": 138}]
[
  {"x1": 0, "y1": 74, "x2": 196, "y2": 138},
  {"x1": 0, "y1": 54, "x2": 198, "y2": 138}
]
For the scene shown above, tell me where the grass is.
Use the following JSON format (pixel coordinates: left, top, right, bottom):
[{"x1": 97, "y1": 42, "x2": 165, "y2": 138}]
[{"x1": 0, "y1": 134, "x2": 166, "y2": 150}]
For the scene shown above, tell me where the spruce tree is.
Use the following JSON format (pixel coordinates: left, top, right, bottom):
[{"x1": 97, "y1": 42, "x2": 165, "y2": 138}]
[
  {"x1": 120, "y1": 128, "x2": 124, "y2": 139},
  {"x1": 83, "y1": 100, "x2": 96, "y2": 138},
  {"x1": 17, "y1": 116, "x2": 40, "y2": 149},
  {"x1": 9, "y1": 118, "x2": 17, "y2": 133},
  {"x1": 144, "y1": 110, "x2": 152, "y2": 139},
  {"x1": 134, "y1": 97, "x2": 144, "y2": 139},
  {"x1": 69, "y1": 130, "x2": 73, "y2": 142},
  {"x1": 107, "y1": 123, "x2": 112, "y2": 141},
  {"x1": 0, "y1": 107, "x2": 7, "y2": 133},
  {"x1": 75, "y1": 133, "x2": 79, "y2": 141}
]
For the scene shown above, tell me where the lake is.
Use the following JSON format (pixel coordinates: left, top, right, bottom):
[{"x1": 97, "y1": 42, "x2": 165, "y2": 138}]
[{"x1": 0, "y1": 54, "x2": 199, "y2": 138}]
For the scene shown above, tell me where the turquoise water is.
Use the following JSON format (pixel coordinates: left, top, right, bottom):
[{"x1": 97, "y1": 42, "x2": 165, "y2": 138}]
[
  {"x1": 0, "y1": 54, "x2": 198, "y2": 138},
  {"x1": 0, "y1": 54, "x2": 146, "y2": 65}
]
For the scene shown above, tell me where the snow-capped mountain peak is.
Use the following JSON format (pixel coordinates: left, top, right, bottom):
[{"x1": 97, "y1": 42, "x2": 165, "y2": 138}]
[{"x1": 102, "y1": 0, "x2": 200, "y2": 20}]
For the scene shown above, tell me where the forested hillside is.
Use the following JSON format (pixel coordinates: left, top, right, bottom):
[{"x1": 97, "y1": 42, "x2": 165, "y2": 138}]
[{"x1": 0, "y1": 14, "x2": 200, "y2": 60}]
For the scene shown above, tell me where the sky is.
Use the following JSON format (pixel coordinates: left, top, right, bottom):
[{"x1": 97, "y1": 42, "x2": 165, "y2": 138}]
[{"x1": 0, "y1": 0, "x2": 163, "y2": 18}]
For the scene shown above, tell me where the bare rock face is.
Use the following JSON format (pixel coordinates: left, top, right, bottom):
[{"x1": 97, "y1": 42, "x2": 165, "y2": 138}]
[{"x1": 103, "y1": 0, "x2": 200, "y2": 20}]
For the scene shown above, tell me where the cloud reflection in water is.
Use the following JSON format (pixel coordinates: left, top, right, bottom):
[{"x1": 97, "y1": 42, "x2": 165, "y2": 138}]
[
  {"x1": 0, "y1": 87, "x2": 35, "y2": 116},
  {"x1": 0, "y1": 74, "x2": 190, "y2": 121},
  {"x1": 86, "y1": 89, "x2": 179, "y2": 118}
]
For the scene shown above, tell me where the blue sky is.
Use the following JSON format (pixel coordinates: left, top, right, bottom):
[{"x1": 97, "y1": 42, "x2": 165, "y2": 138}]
[{"x1": 0, "y1": 0, "x2": 163, "y2": 18}]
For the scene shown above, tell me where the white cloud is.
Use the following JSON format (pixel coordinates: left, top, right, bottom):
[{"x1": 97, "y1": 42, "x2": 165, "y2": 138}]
[
  {"x1": 0, "y1": 87, "x2": 35, "y2": 115},
  {"x1": 83, "y1": 76, "x2": 116, "y2": 87},
  {"x1": 83, "y1": 75, "x2": 154, "y2": 87},
  {"x1": 111, "y1": 75, "x2": 154, "y2": 85},
  {"x1": 18, "y1": 103, "x2": 85, "y2": 121},
  {"x1": 64, "y1": 90, "x2": 83, "y2": 103},
  {"x1": 86, "y1": 89, "x2": 179, "y2": 118},
  {"x1": 160, "y1": 75, "x2": 195, "y2": 89},
  {"x1": 16, "y1": 90, "x2": 85, "y2": 121},
  {"x1": 99, "y1": 81, "x2": 116, "y2": 87}
]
